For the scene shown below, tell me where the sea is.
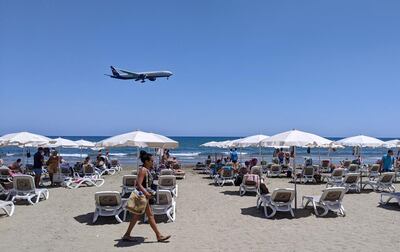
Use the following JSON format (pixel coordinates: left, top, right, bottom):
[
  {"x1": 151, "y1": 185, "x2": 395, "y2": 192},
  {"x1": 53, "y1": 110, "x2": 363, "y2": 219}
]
[{"x1": 0, "y1": 136, "x2": 398, "y2": 167}]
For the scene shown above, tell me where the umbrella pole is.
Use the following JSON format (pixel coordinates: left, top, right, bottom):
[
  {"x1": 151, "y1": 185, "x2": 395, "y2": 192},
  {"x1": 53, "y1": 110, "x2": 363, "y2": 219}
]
[{"x1": 293, "y1": 146, "x2": 297, "y2": 209}]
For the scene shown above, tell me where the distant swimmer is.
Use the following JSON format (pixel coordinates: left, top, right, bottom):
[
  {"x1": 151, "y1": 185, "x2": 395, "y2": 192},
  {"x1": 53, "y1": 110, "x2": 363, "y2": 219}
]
[{"x1": 105, "y1": 66, "x2": 173, "y2": 83}]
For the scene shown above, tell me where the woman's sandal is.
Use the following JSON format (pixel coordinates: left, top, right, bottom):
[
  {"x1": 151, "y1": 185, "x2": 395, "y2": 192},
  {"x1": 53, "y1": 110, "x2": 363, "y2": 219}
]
[{"x1": 157, "y1": 235, "x2": 171, "y2": 242}]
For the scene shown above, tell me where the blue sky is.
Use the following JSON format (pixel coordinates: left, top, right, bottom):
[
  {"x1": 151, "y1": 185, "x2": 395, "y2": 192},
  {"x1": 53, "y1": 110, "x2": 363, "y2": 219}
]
[{"x1": 1, "y1": 0, "x2": 399, "y2": 137}]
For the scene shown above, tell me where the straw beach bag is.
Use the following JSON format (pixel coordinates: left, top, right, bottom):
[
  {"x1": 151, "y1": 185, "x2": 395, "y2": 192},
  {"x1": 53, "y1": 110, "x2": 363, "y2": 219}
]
[{"x1": 126, "y1": 190, "x2": 147, "y2": 215}]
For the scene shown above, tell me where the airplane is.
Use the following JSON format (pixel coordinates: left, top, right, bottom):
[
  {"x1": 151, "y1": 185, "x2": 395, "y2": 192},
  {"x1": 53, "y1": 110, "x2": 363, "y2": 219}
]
[{"x1": 105, "y1": 66, "x2": 173, "y2": 83}]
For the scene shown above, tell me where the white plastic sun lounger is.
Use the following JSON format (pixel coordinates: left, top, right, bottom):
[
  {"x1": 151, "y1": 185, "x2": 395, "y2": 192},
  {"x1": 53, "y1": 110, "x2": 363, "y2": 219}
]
[
  {"x1": 302, "y1": 187, "x2": 346, "y2": 217},
  {"x1": 158, "y1": 175, "x2": 178, "y2": 198},
  {"x1": 64, "y1": 165, "x2": 104, "y2": 189},
  {"x1": 121, "y1": 175, "x2": 137, "y2": 196},
  {"x1": 9, "y1": 175, "x2": 49, "y2": 205},
  {"x1": 0, "y1": 200, "x2": 15, "y2": 217},
  {"x1": 93, "y1": 191, "x2": 124, "y2": 223},
  {"x1": 150, "y1": 189, "x2": 176, "y2": 222},
  {"x1": 257, "y1": 188, "x2": 295, "y2": 218},
  {"x1": 110, "y1": 159, "x2": 122, "y2": 172},
  {"x1": 362, "y1": 172, "x2": 396, "y2": 192},
  {"x1": 214, "y1": 167, "x2": 235, "y2": 187},
  {"x1": 380, "y1": 192, "x2": 400, "y2": 207},
  {"x1": 324, "y1": 168, "x2": 344, "y2": 187},
  {"x1": 239, "y1": 174, "x2": 260, "y2": 196},
  {"x1": 340, "y1": 173, "x2": 360, "y2": 193}
]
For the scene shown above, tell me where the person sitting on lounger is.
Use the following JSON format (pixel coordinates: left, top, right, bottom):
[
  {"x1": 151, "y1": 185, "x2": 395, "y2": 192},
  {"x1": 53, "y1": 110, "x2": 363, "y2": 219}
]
[
  {"x1": 381, "y1": 150, "x2": 395, "y2": 172},
  {"x1": 9, "y1": 158, "x2": 23, "y2": 174}
]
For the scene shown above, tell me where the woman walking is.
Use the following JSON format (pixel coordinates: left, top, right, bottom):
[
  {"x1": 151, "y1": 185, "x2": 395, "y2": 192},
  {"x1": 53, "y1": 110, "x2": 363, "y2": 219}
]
[{"x1": 122, "y1": 150, "x2": 171, "y2": 242}]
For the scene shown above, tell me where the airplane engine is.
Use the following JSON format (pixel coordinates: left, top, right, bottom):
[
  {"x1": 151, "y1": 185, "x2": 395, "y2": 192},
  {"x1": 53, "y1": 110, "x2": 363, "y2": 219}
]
[{"x1": 148, "y1": 77, "x2": 156, "y2": 81}]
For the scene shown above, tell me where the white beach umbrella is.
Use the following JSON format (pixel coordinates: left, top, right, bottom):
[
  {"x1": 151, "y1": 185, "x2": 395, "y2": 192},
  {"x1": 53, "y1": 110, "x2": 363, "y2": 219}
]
[
  {"x1": 47, "y1": 137, "x2": 79, "y2": 148},
  {"x1": 149, "y1": 133, "x2": 179, "y2": 149},
  {"x1": 261, "y1": 129, "x2": 332, "y2": 148},
  {"x1": 200, "y1": 141, "x2": 220, "y2": 148},
  {"x1": 261, "y1": 129, "x2": 332, "y2": 209},
  {"x1": 96, "y1": 130, "x2": 170, "y2": 148},
  {"x1": 335, "y1": 135, "x2": 384, "y2": 148},
  {"x1": 75, "y1": 139, "x2": 95, "y2": 148},
  {"x1": 0, "y1": 131, "x2": 53, "y2": 146},
  {"x1": 383, "y1": 139, "x2": 400, "y2": 148},
  {"x1": 233, "y1": 134, "x2": 270, "y2": 147}
]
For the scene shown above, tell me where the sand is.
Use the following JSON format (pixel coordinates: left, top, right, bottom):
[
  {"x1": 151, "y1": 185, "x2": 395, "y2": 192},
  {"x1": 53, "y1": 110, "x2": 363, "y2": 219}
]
[{"x1": 1, "y1": 166, "x2": 399, "y2": 252}]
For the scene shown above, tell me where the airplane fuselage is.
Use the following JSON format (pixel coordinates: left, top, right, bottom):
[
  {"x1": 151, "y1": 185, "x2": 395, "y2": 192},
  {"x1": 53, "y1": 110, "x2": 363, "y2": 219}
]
[{"x1": 106, "y1": 66, "x2": 173, "y2": 82}]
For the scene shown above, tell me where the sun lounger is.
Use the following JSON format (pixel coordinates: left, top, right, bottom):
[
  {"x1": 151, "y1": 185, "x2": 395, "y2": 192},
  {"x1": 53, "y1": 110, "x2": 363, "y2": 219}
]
[
  {"x1": 9, "y1": 175, "x2": 49, "y2": 205},
  {"x1": 239, "y1": 174, "x2": 260, "y2": 196},
  {"x1": 368, "y1": 164, "x2": 380, "y2": 180},
  {"x1": 346, "y1": 164, "x2": 359, "y2": 174},
  {"x1": 64, "y1": 165, "x2": 104, "y2": 189},
  {"x1": 150, "y1": 189, "x2": 176, "y2": 222},
  {"x1": 340, "y1": 173, "x2": 360, "y2": 193},
  {"x1": 110, "y1": 159, "x2": 122, "y2": 172},
  {"x1": 160, "y1": 169, "x2": 174, "y2": 176},
  {"x1": 0, "y1": 183, "x2": 11, "y2": 200},
  {"x1": 257, "y1": 188, "x2": 295, "y2": 218},
  {"x1": 293, "y1": 166, "x2": 316, "y2": 184},
  {"x1": 342, "y1": 160, "x2": 351, "y2": 169},
  {"x1": 0, "y1": 200, "x2": 15, "y2": 217},
  {"x1": 362, "y1": 172, "x2": 395, "y2": 192},
  {"x1": 121, "y1": 175, "x2": 137, "y2": 196},
  {"x1": 320, "y1": 160, "x2": 331, "y2": 173},
  {"x1": 268, "y1": 164, "x2": 282, "y2": 177},
  {"x1": 93, "y1": 191, "x2": 124, "y2": 223},
  {"x1": 172, "y1": 164, "x2": 185, "y2": 179},
  {"x1": 302, "y1": 187, "x2": 346, "y2": 217},
  {"x1": 380, "y1": 192, "x2": 400, "y2": 207},
  {"x1": 0, "y1": 167, "x2": 12, "y2": 182},
  {"x1": 324, "y1": 168, "x2": 344, "y2": 187},
  {"x1": 158, "y1": 175, "x2": 178, "y2": 198},
  {"x1": 214, "y1": 166, "x2": 235, "y2": 187}
]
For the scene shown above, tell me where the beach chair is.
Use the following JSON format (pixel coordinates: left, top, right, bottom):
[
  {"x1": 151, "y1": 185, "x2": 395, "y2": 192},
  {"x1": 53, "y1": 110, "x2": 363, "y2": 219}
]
[
  {"x1": 131, "y1": 169, "x2": 138, "y2": 175},
  {"x1": 368, "y1": 164, "x2": 380, "y2": 181},
  {"x1": 208, "y1": 163, "x2": 217, "y2": 178},
  {"x1": 98, "y1": 165, "x2": 116, "y2": 176},
  {"x1": 9, "y1": 175, "x2": 49, "y2": 205},
  {"x1": 257, "y1": 188, "x2": 295, "y2": 218},
  {"x1": 380, "y1": 192, "x2": 400, "y2": 207},
  {"x1": 320, "y1": 160, "x2": 331, "y2": 173},
  {"x1": 0, "y1": 200, "x2": 15, "y2": 217},
  {"x1": 268, "y1": 164, "x2": 282, "y2": 177},
  {"x1": 110, "y1": 159, "x2": 122, "y2": 172},
  {"x1": 158, "y1": 175, "x2": 178, "y2": 198},
  {"x1": 150, "y1": 189, "x2": 176, "y2": 222},
  {"x1": 325, "y1": 168, "x2": 344, "y2": 187},
  {"x1": 340, "y1": 173, "x2": 360, "y2": 193},
  {"x1": 172, "y1": 164, "x2": 185, "y2": 179},
  {"x1": 302, "y1": 187, "x2": 346, "y2": 217},
  {"x1": 93, "y1": 191, "x2": 124, "y2": 223},
  {"x1": 250, "y1": 166, "x2": 262, "y2": 177},
  {"x1": 346, "y1": 164, "x2": 359, "y2": 174},
  {"x1": 362, "y1": 172, "x2": 395, "y2": 192},
  {"x1": 64, "y1": 165, "x2": 105, "y2": 189},
  {"x1": 215, "y1": 167, "x2": 235, "y2": 187},
  {"x1": 160, "y1": 169, "x2": 174, "y2": 176},
  {"x1": 0, "y1": 183, "x2": 11, "y2": 200},
  {"x1": 239, "y1": 174, "x2": 260, "y2": 196},
  {"x1": 342, "y1": 160, "x2": 351, "y2": 169},
  {"x1": 0, "y1": 167, "x2": 12, "y2": 182},
  {"x1": 293, "y1": 166, "x2": 316, "y2": 184},
  {"x1": 260, "y1": 161, "x2": 268, "y2": 174},
  {"x1": 121, "y1": 175, "x2": 137, "y2": 196}
]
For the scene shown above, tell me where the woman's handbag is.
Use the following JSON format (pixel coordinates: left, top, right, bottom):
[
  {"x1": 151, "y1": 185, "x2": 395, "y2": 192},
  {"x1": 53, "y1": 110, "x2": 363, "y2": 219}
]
[{"x1": 126, "y1": 190, "x2": 148, "y2": 215}]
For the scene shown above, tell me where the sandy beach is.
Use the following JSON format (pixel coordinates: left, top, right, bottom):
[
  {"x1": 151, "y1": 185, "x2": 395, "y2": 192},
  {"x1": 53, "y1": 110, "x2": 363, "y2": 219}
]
[{"x1": 1, "y1": 166, "x2": 399, "y2": 252}]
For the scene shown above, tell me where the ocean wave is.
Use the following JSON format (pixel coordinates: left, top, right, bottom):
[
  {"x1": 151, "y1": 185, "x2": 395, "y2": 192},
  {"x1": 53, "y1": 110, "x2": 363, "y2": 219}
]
[
  {"x1": 170, "y1": 152, "x2": 201, "y2": 157},
  {"x1": 109, "y1": 153, "x2": 128, "y2": 156},
  {"x1": 60, "y1": 153, "x2": 88, "y2": 157},
  {"x1": 6, "y1": 153, "x2": 15, "y2": 156},
  {"x1": 222, "y1": 151, "x2": 248, "y2": 155}
]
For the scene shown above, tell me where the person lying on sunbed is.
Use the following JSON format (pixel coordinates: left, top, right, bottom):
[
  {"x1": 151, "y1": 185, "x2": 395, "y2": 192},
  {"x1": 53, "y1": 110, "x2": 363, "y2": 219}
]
[{"x1": 9, "y1": 158, "x2": 23, "y2": 175}]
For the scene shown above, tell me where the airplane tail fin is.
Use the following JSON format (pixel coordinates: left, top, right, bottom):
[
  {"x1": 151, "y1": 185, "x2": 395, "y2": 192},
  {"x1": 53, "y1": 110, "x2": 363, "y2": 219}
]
[{"x1": 110, "y1": 66, "x2": 120, "y2": 77}]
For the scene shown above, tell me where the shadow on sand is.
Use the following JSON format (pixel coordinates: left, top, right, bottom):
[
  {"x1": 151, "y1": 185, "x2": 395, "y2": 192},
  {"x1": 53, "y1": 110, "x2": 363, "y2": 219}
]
[
  {"x1": 377, "y1": 203, "x2": 400, "y2": 212},
  {"x1": 240, "y1": 205, "x2": 342, "y2": 219},
  {"x1": 114, "y1": 237, "x2": 158, "y2": 247}
]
